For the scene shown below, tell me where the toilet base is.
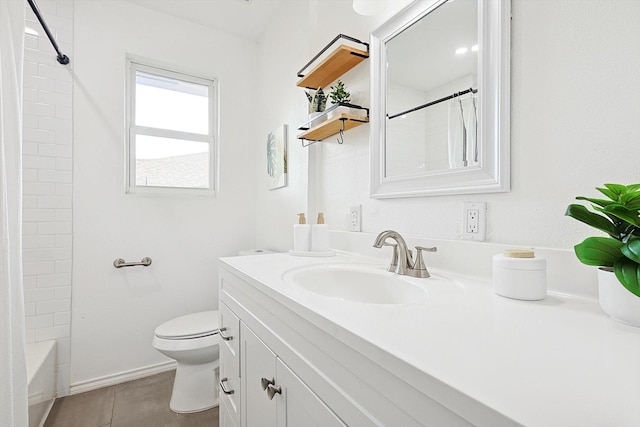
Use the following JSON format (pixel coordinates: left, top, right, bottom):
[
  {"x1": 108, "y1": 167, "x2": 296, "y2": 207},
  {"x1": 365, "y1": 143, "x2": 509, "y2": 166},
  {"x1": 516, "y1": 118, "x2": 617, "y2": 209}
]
[{"x1": 169, "y1": 360, "x2": 219, "y2": 414}]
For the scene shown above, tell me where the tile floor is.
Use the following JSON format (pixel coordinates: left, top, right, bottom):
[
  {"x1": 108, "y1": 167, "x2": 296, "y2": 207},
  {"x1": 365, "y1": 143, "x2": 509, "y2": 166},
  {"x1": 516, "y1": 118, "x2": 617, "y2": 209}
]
[{"x1": 44, "y1": 370, "x2": 219, "y2": 427}]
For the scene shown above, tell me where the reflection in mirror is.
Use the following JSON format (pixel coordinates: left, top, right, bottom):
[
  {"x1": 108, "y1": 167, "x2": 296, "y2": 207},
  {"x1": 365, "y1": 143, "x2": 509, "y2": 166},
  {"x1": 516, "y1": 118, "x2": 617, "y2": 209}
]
[
  {"x1": 386, "y1": 0, "x2": 477, "y2": 178},
  {"x1": 370, "y1": 0, "x2": 510, "y2": 198}
]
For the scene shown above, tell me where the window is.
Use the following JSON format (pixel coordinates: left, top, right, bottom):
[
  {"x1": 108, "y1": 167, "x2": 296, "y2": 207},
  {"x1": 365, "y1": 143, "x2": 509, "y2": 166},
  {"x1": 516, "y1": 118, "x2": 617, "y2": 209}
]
[{"x1": 126, "y1": 59, "x2": 217, "y2": 195}]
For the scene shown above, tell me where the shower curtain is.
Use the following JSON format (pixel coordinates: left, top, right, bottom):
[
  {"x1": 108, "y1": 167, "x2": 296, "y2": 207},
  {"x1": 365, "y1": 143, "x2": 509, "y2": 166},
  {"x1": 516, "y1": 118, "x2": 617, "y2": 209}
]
[
  {"x1": 0, "y1": 0, "x2": 28, "y2": 426},
  {"x1": 447, "y1": 94, "x2": 478, "y2": 169}
]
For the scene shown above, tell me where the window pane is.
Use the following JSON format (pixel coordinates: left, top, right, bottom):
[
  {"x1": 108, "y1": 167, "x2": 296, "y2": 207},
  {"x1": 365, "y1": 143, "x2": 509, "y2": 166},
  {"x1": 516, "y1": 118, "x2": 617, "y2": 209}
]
[
  {"x1": 135, "y1": 71, "x2": 209, "y2": 134},
  {"x1": 135, "y1": 135, "x2": 210, "y2": 188}
]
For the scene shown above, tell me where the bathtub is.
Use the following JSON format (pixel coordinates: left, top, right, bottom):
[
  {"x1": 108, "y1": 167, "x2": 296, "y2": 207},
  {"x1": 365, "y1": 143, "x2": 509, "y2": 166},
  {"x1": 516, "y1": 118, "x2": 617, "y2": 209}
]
[{"x1": 26, "y1": 341, "x2": 56, "y2": 427}]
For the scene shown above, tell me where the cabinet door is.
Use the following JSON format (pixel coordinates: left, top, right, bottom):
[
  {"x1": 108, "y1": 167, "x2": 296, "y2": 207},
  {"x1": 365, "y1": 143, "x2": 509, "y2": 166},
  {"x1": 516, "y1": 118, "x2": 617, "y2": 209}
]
[
  {"x1": 220, "y1": 396, "x2": 238, "y2": 427},
  {"x1": 241, "y1": 323, "x2": 277, "y2": 427},
  {"x1": 276, "y1": 359, "x2": 346, "y2": 427},
  {"x1": 219, "y1": 303, "x2": 241, "y2": 427}
]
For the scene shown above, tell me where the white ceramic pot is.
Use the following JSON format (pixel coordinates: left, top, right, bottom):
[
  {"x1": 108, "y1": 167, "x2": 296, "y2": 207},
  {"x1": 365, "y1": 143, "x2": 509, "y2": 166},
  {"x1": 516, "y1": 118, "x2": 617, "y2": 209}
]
[
  {"x1": 327, "y1": 106, "x2": 351, "y2": 119},
  {"x1": 597, "y1": 268, "x2": 640, "y2": 327},
  {"x1": 308, "y1": 112, "x2": 325, "y2": 128}
]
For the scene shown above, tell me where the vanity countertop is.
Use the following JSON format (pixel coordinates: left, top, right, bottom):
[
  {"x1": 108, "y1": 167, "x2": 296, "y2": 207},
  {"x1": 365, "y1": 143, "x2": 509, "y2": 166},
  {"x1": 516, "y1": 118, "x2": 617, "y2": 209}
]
[{"x1": 219, "y1": 251, "x2": 640, "y2": 427}]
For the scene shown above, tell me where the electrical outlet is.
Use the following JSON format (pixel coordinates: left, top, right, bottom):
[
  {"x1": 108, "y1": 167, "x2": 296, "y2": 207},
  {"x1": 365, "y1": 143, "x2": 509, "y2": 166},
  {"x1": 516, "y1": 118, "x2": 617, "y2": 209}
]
[
  {"x1": 349, "y1": 205, "x2": 361, "y2": 232},
  {"x1": 463, "y1": 202, "x2": 486, "y2": 241},
  {"x1": 467, "y1": 209, "x2": 479, "y2": 233}
]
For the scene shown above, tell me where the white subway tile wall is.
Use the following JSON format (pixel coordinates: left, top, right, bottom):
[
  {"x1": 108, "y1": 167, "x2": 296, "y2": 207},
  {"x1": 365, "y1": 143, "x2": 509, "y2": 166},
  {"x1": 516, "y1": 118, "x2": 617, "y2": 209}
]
[{"x1": 23, "y1": 0, "x2": 73, "y2": 396}]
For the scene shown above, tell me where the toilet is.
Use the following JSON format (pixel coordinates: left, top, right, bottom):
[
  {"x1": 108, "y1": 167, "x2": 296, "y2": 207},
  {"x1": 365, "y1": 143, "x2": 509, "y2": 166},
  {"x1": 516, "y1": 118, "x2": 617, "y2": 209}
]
[{"x1": 152, "y1": 310, "x2": 220, "y2": 413}]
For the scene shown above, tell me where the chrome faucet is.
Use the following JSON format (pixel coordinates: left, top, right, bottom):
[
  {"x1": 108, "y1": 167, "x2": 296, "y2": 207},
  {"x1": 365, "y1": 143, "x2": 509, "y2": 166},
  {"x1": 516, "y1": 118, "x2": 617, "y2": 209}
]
[{"x1": 372, "y1": 230, "x2": 437, "y2": 278}]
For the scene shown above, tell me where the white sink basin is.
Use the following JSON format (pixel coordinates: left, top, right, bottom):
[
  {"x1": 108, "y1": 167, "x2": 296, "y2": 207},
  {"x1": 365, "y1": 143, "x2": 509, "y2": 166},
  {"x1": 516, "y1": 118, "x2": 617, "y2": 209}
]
[{"x1": 283, "y1": 263, "x2": 462, "y2": 305}]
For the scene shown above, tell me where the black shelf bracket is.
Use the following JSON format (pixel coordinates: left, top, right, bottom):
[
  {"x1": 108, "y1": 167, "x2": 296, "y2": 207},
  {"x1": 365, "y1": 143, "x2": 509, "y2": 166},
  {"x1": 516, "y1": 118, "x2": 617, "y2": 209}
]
[
  {"x1": 298, "y1": 102, "x2": 369, "y2": 147},
  {"x1": 296, "y1": 34, "x2": 369, "y2": 82}
]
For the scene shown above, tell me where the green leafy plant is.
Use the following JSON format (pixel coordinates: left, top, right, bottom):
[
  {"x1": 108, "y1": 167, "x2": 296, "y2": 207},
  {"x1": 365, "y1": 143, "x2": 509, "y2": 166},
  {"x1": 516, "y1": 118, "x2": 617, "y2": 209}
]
[
  {"x1": 305, "y1": 87, "x2": 327, "y2": 114},
  {"x1": 565, "y1": 183, "x2": 640, "y2": 297},
  {"x1": 328, "y1": 79, "x2": 351, "y2": 105}
]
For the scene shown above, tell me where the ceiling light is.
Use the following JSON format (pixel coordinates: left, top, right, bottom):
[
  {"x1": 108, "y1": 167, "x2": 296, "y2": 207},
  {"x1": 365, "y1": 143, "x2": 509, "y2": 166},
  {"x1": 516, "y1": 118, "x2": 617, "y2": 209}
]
[
  {"x1": 455, "y1": 47, "x2": 468, "y2": 55},
  {"x1": 25, "y1": 26, "x2": 38, "y2": 36},
  {"x1": 353, "y1": 0, "x2": 387, "y2": 16},
  {"x1": 471, "y1": 44, "x2": 478, "y2": 52}
]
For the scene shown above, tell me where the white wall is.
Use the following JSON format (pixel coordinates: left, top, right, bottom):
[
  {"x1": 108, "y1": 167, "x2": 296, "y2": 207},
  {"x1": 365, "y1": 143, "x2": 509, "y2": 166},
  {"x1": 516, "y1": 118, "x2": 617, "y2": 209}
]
[
  {"x1": 254, "y1": 1, "x2": 310, "y2": 251},
  {"x1": 255, "y1": 0, "x2": 411, "y2": 251},
  {"x1": 22, "y1": 0, "x2": 74, "y2": 395},
  {"x1": 71, "y1": 1, "x2": 257, "y2": 389},
  {"x1": 256, "y1": 0, "x2": 640, "y2": 253}
]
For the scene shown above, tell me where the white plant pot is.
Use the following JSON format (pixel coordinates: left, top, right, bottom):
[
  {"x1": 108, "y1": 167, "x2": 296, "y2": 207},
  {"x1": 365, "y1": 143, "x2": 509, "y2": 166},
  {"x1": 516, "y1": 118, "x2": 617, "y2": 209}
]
[
  {"x1": 597, "y1": 268, "x2": 640, "y2": 327},
  {"x1": 308, "y1": 112, "x2": 325, "y2": 128},
  {"x1": 327, "y1": 106, "x2": 351, "y2": 119}
]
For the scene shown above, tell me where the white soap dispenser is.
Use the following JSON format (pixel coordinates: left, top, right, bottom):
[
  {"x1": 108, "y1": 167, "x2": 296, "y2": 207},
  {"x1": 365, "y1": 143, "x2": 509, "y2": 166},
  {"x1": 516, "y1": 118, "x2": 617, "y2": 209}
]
[
  {"x1": 293, "y1": 213, "x2": 310, "y2": 252},
  {"x1": 311, "y1": 213, "x2": 330, "y2": 252}
]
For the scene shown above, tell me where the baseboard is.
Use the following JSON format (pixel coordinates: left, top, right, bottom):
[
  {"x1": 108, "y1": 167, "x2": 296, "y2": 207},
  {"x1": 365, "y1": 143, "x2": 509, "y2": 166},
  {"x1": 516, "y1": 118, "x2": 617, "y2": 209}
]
[
  {"x1": 69, "y1": 360, "x2": 176, "y2": 395},
  {"x1": 38, "y1": 399, "x2": 55, "y2": 427}
]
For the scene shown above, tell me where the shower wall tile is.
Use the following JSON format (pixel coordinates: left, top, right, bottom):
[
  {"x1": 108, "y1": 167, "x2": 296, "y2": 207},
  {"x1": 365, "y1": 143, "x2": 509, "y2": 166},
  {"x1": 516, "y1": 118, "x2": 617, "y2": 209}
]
[
  {"x1": 24, "y1": 276, "x2": 38, "y2": 290},
  {"x1": 36, "y1": 299, "x2": 71, "y2": 316},
  {"x1": 54, "y1": 312, "x2": 71, "y2": 326},
  {"x1": 22, "y1": 0, "x2": 73, "y2": 396},
  {"x1": 24, "y1": 168, "x2": 38, "y2": 182},
  {"x1": 37, "y1": 273, "x2": 71, "y2": 288}
]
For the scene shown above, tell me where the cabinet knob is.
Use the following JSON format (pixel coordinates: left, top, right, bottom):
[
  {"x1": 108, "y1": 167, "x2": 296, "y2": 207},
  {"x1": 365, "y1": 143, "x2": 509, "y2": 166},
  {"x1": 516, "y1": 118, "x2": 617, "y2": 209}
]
[
  {"x1": 219, "y1": 377, "x2": 234, "y2": 395},
  {"x1": 266, "y1": 384, "x2": 282, "y2": 400},
  {"x1": 219, "y1": 327, "x2": 233, "y2": 341},
  {"x1": 260, "y1": 377, "x2": 275, "y2": 391}
]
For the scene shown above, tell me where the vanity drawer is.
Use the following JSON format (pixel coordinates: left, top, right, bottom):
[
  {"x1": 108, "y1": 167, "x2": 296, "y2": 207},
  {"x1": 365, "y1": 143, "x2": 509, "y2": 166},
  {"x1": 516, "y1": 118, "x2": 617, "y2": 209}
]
[
  {"x1": 219, "y1": 302, "x2": 241, "y2": 427},
  {"x1": 219, "y1": 302, "x2": 240, "y2": 365}
]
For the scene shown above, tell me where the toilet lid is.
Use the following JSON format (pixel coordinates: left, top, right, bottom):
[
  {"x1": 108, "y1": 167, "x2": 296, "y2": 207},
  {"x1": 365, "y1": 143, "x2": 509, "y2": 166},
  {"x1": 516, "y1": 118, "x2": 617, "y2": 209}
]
[{"x1": 155, "y1": 311, "x2": 219, "y2": 340}]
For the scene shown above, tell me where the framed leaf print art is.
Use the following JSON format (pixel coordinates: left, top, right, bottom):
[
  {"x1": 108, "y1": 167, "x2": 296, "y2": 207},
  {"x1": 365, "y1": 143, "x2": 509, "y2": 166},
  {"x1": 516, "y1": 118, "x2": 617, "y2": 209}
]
[{"x1": 267, "y1": 124, "x2": 287, "y2": 190}]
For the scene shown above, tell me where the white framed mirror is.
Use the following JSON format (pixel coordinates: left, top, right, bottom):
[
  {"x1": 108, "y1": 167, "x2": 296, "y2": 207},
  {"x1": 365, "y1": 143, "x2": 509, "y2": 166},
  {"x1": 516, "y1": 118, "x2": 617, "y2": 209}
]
[{"x1": 370, "y1": 0, "x2": 510, "y2": 198}]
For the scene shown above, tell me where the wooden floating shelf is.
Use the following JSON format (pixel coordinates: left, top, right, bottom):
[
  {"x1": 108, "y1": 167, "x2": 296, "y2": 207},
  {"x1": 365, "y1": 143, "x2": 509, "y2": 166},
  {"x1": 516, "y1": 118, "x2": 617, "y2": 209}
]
[
  {"x1": 296, "y1": 45, "x2": 369, "y2": 89},
  {"x1": 297, "y1": 114, "x2": 369, "y2": 142}
]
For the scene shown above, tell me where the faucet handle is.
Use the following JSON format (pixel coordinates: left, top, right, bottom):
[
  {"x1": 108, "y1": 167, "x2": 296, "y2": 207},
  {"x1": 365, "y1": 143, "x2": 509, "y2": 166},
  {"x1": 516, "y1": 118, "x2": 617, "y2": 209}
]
[
  {"x1": 410, "y1": 246, "x2": 437, "y2": 278},
  {"x1": 415, "y1": 246, "x2": 437, "y2": 253},
  {"x1": 382, "y1": 242, "x2": 398, "y2": 272}
]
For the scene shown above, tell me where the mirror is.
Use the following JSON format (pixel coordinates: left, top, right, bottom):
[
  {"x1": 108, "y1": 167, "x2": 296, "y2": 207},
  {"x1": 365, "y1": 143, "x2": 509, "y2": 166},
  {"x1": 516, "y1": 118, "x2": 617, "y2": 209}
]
[{"x1": 370, "y1": 0, "x2": 510, "y2": 198}]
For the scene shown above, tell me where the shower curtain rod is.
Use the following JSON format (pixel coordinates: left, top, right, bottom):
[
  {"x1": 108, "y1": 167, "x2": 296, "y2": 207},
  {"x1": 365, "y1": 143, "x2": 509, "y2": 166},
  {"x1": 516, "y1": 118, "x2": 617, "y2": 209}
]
[
  {"x1": 388, "y1": 87, "x2": 477, "y2": 120},
  {"x1": 26, "y1": 0, "x2": 69, "y2": 65}
]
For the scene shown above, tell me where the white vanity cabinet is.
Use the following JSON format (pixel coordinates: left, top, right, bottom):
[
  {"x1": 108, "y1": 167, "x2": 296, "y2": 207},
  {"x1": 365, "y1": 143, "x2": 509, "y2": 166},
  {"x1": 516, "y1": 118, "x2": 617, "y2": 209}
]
[
  {"x1": 218, "y1": 261, "x2": 492, "y2": 427},
  {"x1": 219, "y1": 252, "x2": 640, "y2": 426},
  {"x1": 241, "y1": 323, "x2": 346, "y2": 427},
  {"x1": 219, "y1": 302, "x2": 346, "y2": 427},
  {"x1": 219, "y1": 302, "x2": 241, "y2": 427}
]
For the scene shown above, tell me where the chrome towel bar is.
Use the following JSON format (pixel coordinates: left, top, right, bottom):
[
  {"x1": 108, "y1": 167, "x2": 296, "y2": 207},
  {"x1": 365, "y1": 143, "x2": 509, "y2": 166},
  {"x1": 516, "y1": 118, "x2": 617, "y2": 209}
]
[{"x1": 113, "y1": 257, "x2": 152, "y2": 268}]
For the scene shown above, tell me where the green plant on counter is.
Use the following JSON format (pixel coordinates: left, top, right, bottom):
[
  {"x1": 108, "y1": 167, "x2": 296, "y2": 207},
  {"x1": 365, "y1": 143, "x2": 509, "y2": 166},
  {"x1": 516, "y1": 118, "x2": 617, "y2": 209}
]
[
  {"x1": 305, "y1": 87, "x2": 327, "y2": 114},
  {"x1": 329, "y1": 79, "x2": 351, "y2": 105},
  {"x1": 565, "y1": 183, "x2": 640, "y2": 296}
]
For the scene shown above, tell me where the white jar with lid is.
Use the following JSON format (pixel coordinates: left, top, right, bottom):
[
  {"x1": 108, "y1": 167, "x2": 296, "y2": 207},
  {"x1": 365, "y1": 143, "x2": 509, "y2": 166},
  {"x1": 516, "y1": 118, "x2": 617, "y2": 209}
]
[{"x1": 493, "y1": 249, "x2": 547, "y2": 300}]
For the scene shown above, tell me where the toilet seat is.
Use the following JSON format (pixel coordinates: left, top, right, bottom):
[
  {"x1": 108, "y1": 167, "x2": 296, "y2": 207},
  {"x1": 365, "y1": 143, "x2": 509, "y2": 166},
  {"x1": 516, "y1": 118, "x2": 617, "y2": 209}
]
[{"x1": 155, "y1": 311, "x2": 219, "y2": 340}]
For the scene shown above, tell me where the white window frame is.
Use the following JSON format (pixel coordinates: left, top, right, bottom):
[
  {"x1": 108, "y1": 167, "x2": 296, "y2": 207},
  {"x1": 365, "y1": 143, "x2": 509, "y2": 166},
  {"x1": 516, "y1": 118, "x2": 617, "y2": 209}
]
[{"x1": 125, "y1": 57, "x2": 218, "y2": 196}]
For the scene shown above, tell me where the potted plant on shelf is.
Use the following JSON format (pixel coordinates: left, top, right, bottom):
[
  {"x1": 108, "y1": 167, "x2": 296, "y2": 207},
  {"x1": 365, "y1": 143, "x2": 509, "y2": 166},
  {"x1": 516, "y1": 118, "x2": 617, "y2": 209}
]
[
  {"x1": 565, "y1": 183, "x2": 640, "y2": 326},
  {"x1": 305, "y1": 87, "x2": 327, "y2": 127},
  {"x1": 327, "y1": 79, "x2": 351, "y2": 119}
]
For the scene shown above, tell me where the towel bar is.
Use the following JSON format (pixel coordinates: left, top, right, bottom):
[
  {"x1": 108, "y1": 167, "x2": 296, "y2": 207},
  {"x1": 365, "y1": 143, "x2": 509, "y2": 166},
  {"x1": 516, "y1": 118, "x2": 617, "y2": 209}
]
[{"x1": 113, "y1": 257, "x2": 152, "y2": 268}]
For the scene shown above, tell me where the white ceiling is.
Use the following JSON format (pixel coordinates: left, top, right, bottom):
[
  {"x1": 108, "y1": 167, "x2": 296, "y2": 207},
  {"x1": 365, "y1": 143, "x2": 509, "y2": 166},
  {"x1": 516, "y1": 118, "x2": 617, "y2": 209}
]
[{"x1": 125, "y1": 0, "x2": 285, "y2": 41}]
